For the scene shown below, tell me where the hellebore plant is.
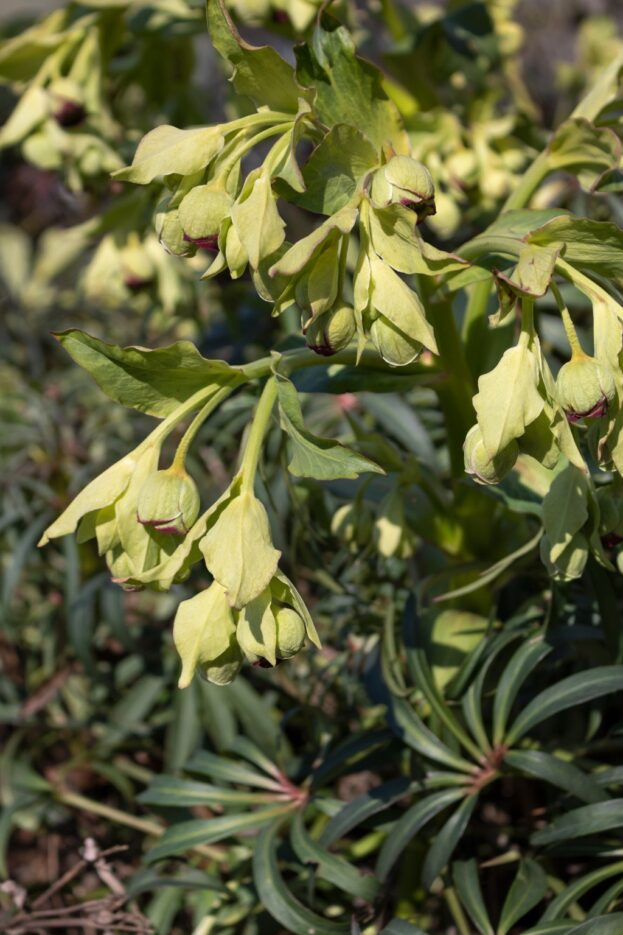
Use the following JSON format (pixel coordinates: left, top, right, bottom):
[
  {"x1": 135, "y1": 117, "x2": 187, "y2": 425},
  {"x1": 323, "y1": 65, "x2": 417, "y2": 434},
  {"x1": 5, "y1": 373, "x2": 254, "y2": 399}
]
[{"x1": 6, "y1": 0, "x2": 623, "y2": 930}]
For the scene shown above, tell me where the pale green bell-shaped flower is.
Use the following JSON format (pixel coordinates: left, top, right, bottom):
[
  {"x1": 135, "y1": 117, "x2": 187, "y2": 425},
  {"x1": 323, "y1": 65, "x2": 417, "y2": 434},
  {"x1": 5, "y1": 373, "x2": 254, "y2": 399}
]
[
  {"x1": 464, "y1": 424, "x2": 518, "y2": 485},
  {"x1": 556, "y1": 352, "x2": 616, "y2": 423},
  {"x1": 305, "y1": 303, "x2": 356, "y2": 356},
  {"x1": 274, "y1": 606, "x2": 306, "y2": 659},
  {"x1": 173, "y1": 581, "x2": 240, "y2": 687},
  {"x1": 137, "y1": 467, "x2": 200, "y2": 535},
  {"x1": 371, "y1": 155, "x2": 435, "y2": 221},
  {"x1": 178, "y1": 185, "x2": 233, "y2": 251}
]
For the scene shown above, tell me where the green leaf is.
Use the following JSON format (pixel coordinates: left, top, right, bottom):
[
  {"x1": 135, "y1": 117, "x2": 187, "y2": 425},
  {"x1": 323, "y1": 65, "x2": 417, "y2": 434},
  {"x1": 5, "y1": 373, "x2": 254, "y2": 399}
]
[
  {"x1": 290, "y1": 811, "x2": 379, "y2": 902},
  {"x1": 386, "y1": 693, "x2": 475, "y2": 773},
  {"x1": 474, "y1": 338, "x2": 544, "y2": 456},
  {"x1": 137, "y1": 776, "x2": 281, "y2": 807},
  {"x1": 542, "y1": 466, "x2": 589, "y2": 565},
  {"x1": 295, "y1": 13, "x2": 406, "y2": 154},
  {"x1": 320, "y1": 777, "x2": 413, "y2": 848},
  {"x1": 207, "y1": 0, "x2": 307, "y2": 113},
  {"x1": 567, "y1": 917, "x2": 623, "y2": 935},
  {"x1": 421, "y1": 794, "x2": 478, "y2": 889},
  {"x1": 505, "y1": 750, "x2": 608, "y2": 805},
  {"x1": 492, "y1": 635, "x2": 553, "y2": 745},
  {"x1": 531, "y1": 799, "x2": 623, "y2": 847},
  {"x1": 296, "y1": 125, "x2": 378, "y2": 214},
  {"x1": 253, "y1": 821, "x2": 350, "y2": 935},
  {"x1": 548, "y1": 118, "x2": 621, "y2": 189},
  {"x1": 56, "y1": 330, "x2": 243, "y2": 417},
  {"x1": 380, "y1": 923, "x2": 428, "y2": 935},
  {"x1": 496, "y1": 243, "x2": 562, "y2": 298},
  {"x1": 172, "y1": 582, "x2": 236, "y2": 688},
  {"x1": 270, "y1": 204, "x2": 359, "y2": 278},
  {"x1": 146, "y1": 803, "x2": 294, "y2": 862},
  {"x1": 276, "y1": 375, "x2": 383, "y2": 480},
  {"x1": 507, "y1": 666, "x2": 623, "y2": 745},
  {"x1": 453, "y1": 860, "x2": 494, "y2": 935},
  {"x1": 186, "y1": 750, "x2": 283, "y2": 791},
  {"x1": 498, "y1": 860, "x2": 548, "y2": 935},
  {"x1": 528, "y1": 217, "x2": 623, "y2": 292},
  {"x1": 113, "y1": 124, "x2": 224, "y2": 183},
  {"x1": 376, "y1": 788, "x2": 466, "y2": 881},
  {"x1": 541, "y1": 861, "x2": 623, "y2": 921}
]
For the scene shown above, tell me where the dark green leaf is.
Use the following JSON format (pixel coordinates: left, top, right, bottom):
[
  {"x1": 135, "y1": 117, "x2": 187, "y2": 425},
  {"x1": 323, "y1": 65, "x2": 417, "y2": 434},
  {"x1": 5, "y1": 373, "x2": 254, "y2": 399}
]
[
  {"x1": 253, "y1": 820, "x2": 350, "y2": 935},
  {"x1": 146, "y1": 803, "x2": 294, "y2": 862},
  {"x1": 492, "y1": 636, "x2": 553, "y2": 745},
  {"x1": 376, "y1": 788, "x2": 466, "y2": 881},
  {"x1": 290, "y1": 810, "x2": 379, "y2": 902},
  {"x1": 453, "y1": 860, "x2": 494, "y2": 935},
  {"x1": 532, "y1": 800, "x2": 623, "y2": 847},
  {"x1": 138, "y1": 776, "x2": 282, "y2": 807},
  {"x1": 320, "y1": 777, "x2": 413, "y2": 848},
  {"x1": 507, "y1": 667, "x2": 623, "y2": 744},
  {"x1": 421, "y1": 794, "x2": 478, "y2": 889},
  {"x1": 296, "y1": 124, "x2": 378, "y2": 214},
  {"x1": 505, "y1": 750, "x2": 608, "y2": 805},
  {"x1": 499, "y1": 859, "x2": 548, "y2": 935}
]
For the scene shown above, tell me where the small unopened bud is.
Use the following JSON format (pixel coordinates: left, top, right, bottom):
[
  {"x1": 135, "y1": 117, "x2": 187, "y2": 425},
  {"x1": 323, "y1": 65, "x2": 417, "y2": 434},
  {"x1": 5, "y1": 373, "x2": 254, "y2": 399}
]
[
  {"x1": 556, "y1": 354, "x2": 616, "y2": 423},
  {"x1": 275, "y1": 607, "x2": 305, "y2": 659},
  {"x1": 306, "y1": 304, "x2": 355, "y2": 356},
  {"x1": 137, "y1": 467, "x2": 200, "y2": 535},
  {"x1": 464, "y1": 425, "x2": 518, "y2": 485},
  {"x1": 178, "y1": 185, "x2": 232, "y2": 251},
  {"x1": 371, "y1": 156, "x2": 435, "y2": 222}
]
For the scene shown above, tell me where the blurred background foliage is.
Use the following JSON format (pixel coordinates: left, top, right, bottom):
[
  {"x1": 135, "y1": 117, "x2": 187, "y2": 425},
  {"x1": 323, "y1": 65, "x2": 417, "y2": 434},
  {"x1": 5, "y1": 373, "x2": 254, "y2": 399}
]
[{"x1": 2, "y1": 1, "x2": 623, "y2": 934}]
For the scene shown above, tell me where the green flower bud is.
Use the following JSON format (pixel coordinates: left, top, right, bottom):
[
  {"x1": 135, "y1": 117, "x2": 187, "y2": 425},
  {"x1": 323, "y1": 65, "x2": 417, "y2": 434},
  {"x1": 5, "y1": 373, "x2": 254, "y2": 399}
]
[
  {"x1": 157, "y1": 208, "x2": 196, "y2": 257},
  {"x1": 120, "y1": 241, "x2": 155, "y2": 290},
  {"x1": 464, "y1": 425, "x2": 518, "y2": 485},
  {"x1": 305, "y1": 304, "x2": 356, "y2": 356},
  {"x1": 371, "y1": 155, "x2": 435, "y2": 221},
  {"x1": 178, "y1": 185, "x2": 232, "y2": 251},
  {"x1": 275, "y1": 606, "x2": 306, "y2": 659},
  {"x1": 137, "y1": 467, "x2": 200, "y2": 535},
  {"x1": 370, "y1": 316, "x2": 422, "y2": 367},
  {"x1": 556, "y1": 354, "x2": 616, "y2": 423},
  {"x1": 200, "y1": 637, "x2": 243, "y2": 686}
]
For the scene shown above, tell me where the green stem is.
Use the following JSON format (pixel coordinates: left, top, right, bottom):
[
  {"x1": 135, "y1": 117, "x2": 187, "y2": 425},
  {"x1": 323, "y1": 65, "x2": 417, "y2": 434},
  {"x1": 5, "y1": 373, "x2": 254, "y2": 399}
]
[
  {"x1": 55, "y1": 788, "x2": 223, "y2": 860},
  {"x1": 430, "y1": 299, "x2": 476, "y2": 476},
  {"x1": 551, "y1": 280, "x2": 584, "y2": 357},
  {"x1": 444, "y1": 885, "x2": 472, "y2": 935},
  {"x1": 171, "y1": 385, "x2": 233, "y2": 471},
  {"x1": 502, "y1": 153, "x2": 551, "y2": 212},
  {"x1": 239, "y1": 377, "x2": 278, "y2": 492},
  {"x1": 220, "y1": 122, "x2": 293, "y2": 179}
]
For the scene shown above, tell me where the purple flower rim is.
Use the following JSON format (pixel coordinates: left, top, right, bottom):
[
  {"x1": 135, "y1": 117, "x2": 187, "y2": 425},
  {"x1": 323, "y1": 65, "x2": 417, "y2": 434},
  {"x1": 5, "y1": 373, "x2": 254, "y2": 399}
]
[
  {"x1": 565, "y1": 397, "x2": 609, "y2": 423},
  {"x1": 183, "y1": 232, "x2": 219, "y2": 252}
]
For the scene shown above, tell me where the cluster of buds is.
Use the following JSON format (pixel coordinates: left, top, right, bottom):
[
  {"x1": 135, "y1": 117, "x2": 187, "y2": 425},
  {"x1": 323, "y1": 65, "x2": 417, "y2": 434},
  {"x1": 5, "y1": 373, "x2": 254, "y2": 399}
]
[{"x1": 174, "y1": 575, "x2": 312, "y2": 687}]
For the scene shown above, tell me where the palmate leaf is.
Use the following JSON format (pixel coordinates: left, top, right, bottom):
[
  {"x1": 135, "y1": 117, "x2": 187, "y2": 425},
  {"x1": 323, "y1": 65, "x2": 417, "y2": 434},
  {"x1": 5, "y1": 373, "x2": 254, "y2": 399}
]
[
  {"x1": 56, "y1": 330, "x2": 243, "y2": 417},
  {"x1": 253, "y1": 820, "x2": 350, "y2": 935},
  {"x1": 294, "y1": 12, "x2": 407, "y2": 155},
  {"x1": 207, "y1": 0, "x2": 308, "y2": 113},
  {"x1": 295, "y1": 124, "x2": 378, "y2": 214},
  {"x1": 506, "y1": 666, "x2": 623, "y2": 744}
]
